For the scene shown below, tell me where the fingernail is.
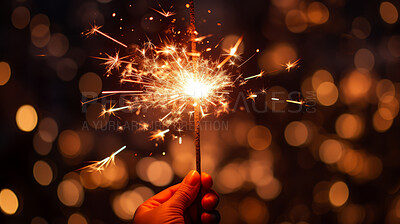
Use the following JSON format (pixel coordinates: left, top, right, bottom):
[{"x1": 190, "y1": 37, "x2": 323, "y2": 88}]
[{"x1": 185, "y1": 170, "x2": 200, "y2": 186}]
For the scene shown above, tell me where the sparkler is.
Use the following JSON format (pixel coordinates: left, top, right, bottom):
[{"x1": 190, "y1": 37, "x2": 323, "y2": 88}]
[{"x1": 80, "y1": 3, "x2": 307, "y2": 206}]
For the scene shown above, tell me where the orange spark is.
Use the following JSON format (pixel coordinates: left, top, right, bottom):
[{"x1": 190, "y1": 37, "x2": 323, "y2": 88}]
[
  {"x1": 284, "y1": 58, "x2": 300, "y2": 72},
  {"x1": 150, "y1": 129, "x2": 170, "y2": 141},
  {"x1": 79, "y1": 146, "x2": 126, "y2": 172}
]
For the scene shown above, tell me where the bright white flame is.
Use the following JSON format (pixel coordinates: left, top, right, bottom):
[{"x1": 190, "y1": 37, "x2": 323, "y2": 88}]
[{"x1": 184, "y1": 78, "x2": 211, "y2": 98}]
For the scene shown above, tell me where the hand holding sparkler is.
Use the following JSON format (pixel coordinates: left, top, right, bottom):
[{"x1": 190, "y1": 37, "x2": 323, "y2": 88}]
[{"x1": 133, "y1": 170, "x2": 220, "y2": 224}]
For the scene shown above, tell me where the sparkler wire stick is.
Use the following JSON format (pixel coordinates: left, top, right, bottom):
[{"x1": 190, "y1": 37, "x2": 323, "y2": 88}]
[{"x1": 189, "y1": 0, "x2": 202, "y2": 221}]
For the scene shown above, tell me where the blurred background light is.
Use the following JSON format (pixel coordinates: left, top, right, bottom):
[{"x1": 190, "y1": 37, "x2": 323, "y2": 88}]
[
  {"x1": 352, "y1": 17, "x2": 371, "y2": 39},
  {"x1": 57, "y1": 178, "x2": 84, "y2": 207},
  {"x1": 38, "y1": 117, "x2": 58, "y2": 143},
  {"x1": 319, "y1": 139, "x2": 343, "y2": 164},
  {"x1": 147, "y1": 160, "x2": 173, "y2": 187},
  {"x1": 307, "y1": 2, "x2": 329, "y2": 25},
  {"x1": 285, "y1": 10, "x2": 308, "y2": 33},
  {"x1": 0, "y1": 61, "x2": 11, "y2": 86},
  {"x1": 79, "y1": 72, "x2": 103, "y2": 98},
  {"x1": 16, "y1": 105, "x2": 38, "y2": 132},
  {"x1": 58, "y1": 130, "x2": 81, "y2": 158},
  {"x1": 316, "y1": 82, "x2": 338, "y2": 106},
  {"x1": 33, "y1": 160, "x2": 53, "y2": 186},
  {"x1": 68, "y1": 213, "x2": 87, "y2": 224},
  {"x1": 11, "y1": 6, "x2": 30, "y2": 29},
  {"x1": 335, "y1": 114, "x2": 363, "y2": 139},
  {"x1": 239, "y1": 197, "x2": 269, "y2": 223},
  {"x1": 284, "y1": 121, "x2": 309, "y2": 147},
  {"x1": 329, "y1": 181, "x2": 349, "y2": 207},
  {"x1": 33, "y1": 133, "x2": 52, "y2": 156},
  {"x1": 0, "y1": 189, "x2": 19, "y2": 215},
  {"x1": 380, "y1": 2, "x2": 398, "y2": 24},
  {"x1": 31, "y1": 217, "x2": 48, "y2": 224},
  {"x1": 247, "y1": 125, "x2": 272, "y2": 151}
]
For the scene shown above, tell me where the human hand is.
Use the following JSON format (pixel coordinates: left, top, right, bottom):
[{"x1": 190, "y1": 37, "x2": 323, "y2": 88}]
[{"x1": 133, "y1": 170, "x2": 220, "y2": 224}]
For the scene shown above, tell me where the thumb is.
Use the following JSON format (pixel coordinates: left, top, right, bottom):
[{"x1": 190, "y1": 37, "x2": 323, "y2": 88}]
[{"x1": 168, "y1": 170, "x2": 200, "y2": 212}]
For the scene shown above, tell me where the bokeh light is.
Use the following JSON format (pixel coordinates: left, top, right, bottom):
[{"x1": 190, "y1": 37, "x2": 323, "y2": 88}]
[
  {"x1": 316, "y1": 82, "x2": 338, "y2": 106},
  {"x1": 319, "y1": 139, "x2": 343, "y2": 164},
  {"x1": 307, "y1": 2, "x2": 329, "y2": 25},
  {"x1": 380, "y1": 2, "x2": 398, "y2": 24},
  {"x1": 247, "y1": 125, "x2": 272, "y2": 150},
  {"x1": 16, "y1": 105, "x2": 38, "y2": 132},
  {"x1": 285, "y1": 10, "x2": 308, "y2": 33},
  {"x1": 58, "y1": 130, "x2": 81, "y2": 158},
  {"x1": 147, "y1": 160, "x2": 174, "y2": 187},
  {"x1": 68, "y1": 213, "x2": 87, "y2": 224},
  {"x1": 216, "y1": 163, "x2": 244, "y2": 193},
  {"x1": 57, "y1": 179, "x2": 84, "y2": 207},
  {"x1": 256, "y1": 177, "x2": 282, "y2": 200},
  {"x1": 335, "y1": 113, "x2": 363, "y2": 139},
  {"x1": 284, "y1": 121, "x2": 309, "y2": 147},
  {"x1": 239, "y1": 197, "x2": 269, "y2": 223},
  {"x1": 352, "y1": 17, "x2": 371, "y2": 39},
  {"x1": 112, "y1": 187, "x2": 153, "y2": 220},
  {"x1": 258, "y1": 43, "x2": 297, "y2": 72},
  {"x1": 48, "y1": 33, "x2": 69, "y2": 57},
  {"x1": 338, "y1": 204, "x2": 365, "y2": 224},
  {"x1": 79, "y1": 72, "x2": 103, "y2": 98},
  {"x1": 312, "y1": 69, "x2": 334, "y2": 90},
  {"x1": 38, "y1": 117, "x2": 58, "y2": 143},
  {"x1": 340, "y1": 70, "x2": 372, "y2": 104},
  {"x1": 354, "y1": 48, "x2": 375, "y2": 71},
  {"x1": 11, "y1": 6, "x2": 30, "y2": 29},
  {"x1": 33, "y1": 133, "x2": 52, "y2": 156},
  {"x1": 31, "y1": 217, "x2": 48, "y2": 224},
  {"x1": 373, "y1": 110, "x2": 393, "y2": 132},
  {"x1": 0, "y1": 189, "x2": 19, "y2": 215},
  {"x1": 329, "y1": 181, "x2": 349, "y2": 207},
  {"x1": 33, "y1": 160, "x2": 53, "y2": 186},
  {"x1": 0, "y1": 61, "x2": 11, "y2": 86},
  {"x1": 101, "y1": 158, "x2": 128, "y2": 189}
]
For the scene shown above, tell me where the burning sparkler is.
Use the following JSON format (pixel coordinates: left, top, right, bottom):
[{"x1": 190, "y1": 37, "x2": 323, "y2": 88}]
[{"x1": 80, "y1": 1, "x2": 306, "y2": 185}]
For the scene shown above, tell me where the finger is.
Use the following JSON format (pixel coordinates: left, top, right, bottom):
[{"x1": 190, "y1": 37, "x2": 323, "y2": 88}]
[
  {"x1": 201, "y1": 172, "x2": 213, "y2": 190},
  {"x1": 201, "y1": 191, "x2": 219, "y2": 211},
  {"x1": 201, "y1": 210, "x2": 221, "y2": 224},
  {"x1": 138, "y1": 184, "x2": 181, "y2": 211},
  {"x1": 168, "y1": 170, "x2": 201, "y2": 211},
  {"x1": 150, "y1": 183, "x2": 180, "y2": 204}
]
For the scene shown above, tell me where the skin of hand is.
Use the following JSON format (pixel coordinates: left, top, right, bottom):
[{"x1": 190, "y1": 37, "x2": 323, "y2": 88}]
[{"x1": 133, "y1": 170, "x2": 220, "y2": 224}]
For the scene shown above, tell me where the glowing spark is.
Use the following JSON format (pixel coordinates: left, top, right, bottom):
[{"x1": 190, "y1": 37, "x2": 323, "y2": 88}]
[
  {"x1": 81, "y1": 93, "x2": 115, "y2": 105},
  {"x1": 85, "y1": 24, "x2": 128, "y2": 48},
  {"x1": 79, "y1": 146, "x2": 126, "y2": 172},
  {"x1": 138, "y1": 122, "x2": 149, "y2": 131},
  {"x1": 100, "y1": 105, "x2": 131, "y2": 117},
  {"x1": 244, "y1": 71, "x2": 264, "y2": 80},
  {"x1": 284, "y1": 58, "x2": 300, "y2": 72},
  {"x1": 192, "y1": 34, "x2": 213, "y2": 42},
  {"x1": 247, "y1": 92, "x2": 257, "y2": 101},
  {"x1": 150, "y1": 129, "x2": 170, "y2": 141},
  {"x1": 217, "y1": 36, "x2": 243, "y2": 68},
  {"x1": 92, "y1": 52, "x2": 126, "y2": 74},
  {"x1": 152, "y1": 4, "x2": 176, "y2": 17},
  {"x1": 286, "y1": 99, "x2": 303, "y2": 105},
  {"x1": 271, "y1": 97, "x2": 303, "y2": 105},
  {"x1": 101, "y1": 90, "x2": 143, "y2": 94}
]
